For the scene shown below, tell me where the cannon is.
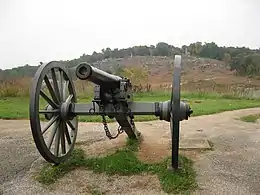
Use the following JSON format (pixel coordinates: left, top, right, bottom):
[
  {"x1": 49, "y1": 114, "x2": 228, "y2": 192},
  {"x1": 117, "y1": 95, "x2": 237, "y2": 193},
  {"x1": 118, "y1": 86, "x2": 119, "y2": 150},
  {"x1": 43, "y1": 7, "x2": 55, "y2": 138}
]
[{"x1": 29, "y1": 55, "x2": 193, "y2": 170}]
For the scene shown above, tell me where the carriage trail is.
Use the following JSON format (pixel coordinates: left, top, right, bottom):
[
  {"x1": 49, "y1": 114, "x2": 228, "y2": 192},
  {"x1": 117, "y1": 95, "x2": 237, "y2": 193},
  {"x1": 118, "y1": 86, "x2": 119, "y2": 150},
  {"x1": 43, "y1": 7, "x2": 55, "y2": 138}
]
[{"x1": 1, "y1": 107, "x2": 260, "y2": 194}]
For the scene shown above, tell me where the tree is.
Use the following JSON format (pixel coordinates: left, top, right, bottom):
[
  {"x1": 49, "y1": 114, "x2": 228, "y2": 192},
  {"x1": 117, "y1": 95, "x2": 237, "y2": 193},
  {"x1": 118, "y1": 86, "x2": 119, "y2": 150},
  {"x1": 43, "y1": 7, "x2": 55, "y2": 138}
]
[
  {"x1": 155, "y1": 42, "x2": 170, "y2": 56},
  {"x1": 102, "y1": 47, "x2": 112, "y2": 59},
  {"x1": 223, "y1": 52, "x2": 232, "y2": 65}
]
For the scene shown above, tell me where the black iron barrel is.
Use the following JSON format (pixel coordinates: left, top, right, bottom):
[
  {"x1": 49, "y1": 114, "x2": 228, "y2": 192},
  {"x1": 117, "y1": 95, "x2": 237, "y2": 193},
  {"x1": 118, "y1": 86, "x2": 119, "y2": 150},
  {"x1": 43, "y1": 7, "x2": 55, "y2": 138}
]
[{"x1": 75, "y1": 62, "x2": 122, "y2": 86}]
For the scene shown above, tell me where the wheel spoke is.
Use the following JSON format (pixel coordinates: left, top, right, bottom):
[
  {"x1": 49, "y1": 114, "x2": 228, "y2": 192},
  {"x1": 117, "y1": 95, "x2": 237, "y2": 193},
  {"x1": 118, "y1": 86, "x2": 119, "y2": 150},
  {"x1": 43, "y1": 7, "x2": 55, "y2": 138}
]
[
  {"x1": 40, "y1": 90, "x2": 58, "y2": 109},
  {"x1": 47, "y1": 121, "x2": 59, "y2": 149},
  {"x1": 63, "y1": 81, "x2": 69, "y2": 102},
  {"x1": 44, "y1": 75, "x2": 59, "y2": 104},
  {"x1": 59, "y1": 70, "x2": 64, "y2": 102},
  {"x1": 54, "y1": 121, "x2": 61, "y2": 156},
  {"x1": 60, "y1": 121, "x2": 66, "y2": 154},
  {"x1": 41, "y1": 115, "x2": 59, "y2": 135},
  {"x1": 64, "y1": 122, "x2": 72, "y2": 145},
  {"x1": 65, "y1": 94, "x2": 73, "y2": 103},
  {"x1": 51, "y1": 68, "x2": 61, "y2": 103},
  {"x1": 67, "y1": 120, "x2": 76, "y2": 130},
  {"x1": 39, "y1": 109, "x2": 59, "y2": 114}
]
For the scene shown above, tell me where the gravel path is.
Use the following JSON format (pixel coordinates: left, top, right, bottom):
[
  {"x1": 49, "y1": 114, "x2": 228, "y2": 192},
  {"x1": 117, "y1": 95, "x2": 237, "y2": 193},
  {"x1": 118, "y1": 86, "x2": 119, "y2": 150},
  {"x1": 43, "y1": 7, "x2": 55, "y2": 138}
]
[
  {"x1": 1, "y1": 107, "x2": 260, "y2": 194},
  {"x1": 0, "y1": 120, "x2": 39, "y2": 189}
]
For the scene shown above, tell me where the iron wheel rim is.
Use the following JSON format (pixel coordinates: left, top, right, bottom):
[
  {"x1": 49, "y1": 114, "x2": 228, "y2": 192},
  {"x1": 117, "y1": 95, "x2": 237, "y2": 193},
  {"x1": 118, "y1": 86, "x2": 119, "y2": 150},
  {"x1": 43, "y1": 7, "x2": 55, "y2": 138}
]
[{"x1": 170, "y1": 55, "x2": 182, "y2": 169}]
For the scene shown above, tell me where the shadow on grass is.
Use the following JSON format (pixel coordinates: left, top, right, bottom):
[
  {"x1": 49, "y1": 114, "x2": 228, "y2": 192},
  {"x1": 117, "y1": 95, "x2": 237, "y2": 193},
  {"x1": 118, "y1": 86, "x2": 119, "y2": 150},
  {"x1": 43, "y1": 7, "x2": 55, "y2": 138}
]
[{"x1": 35, "y1": 139, "x2": 198, "y2": 194}]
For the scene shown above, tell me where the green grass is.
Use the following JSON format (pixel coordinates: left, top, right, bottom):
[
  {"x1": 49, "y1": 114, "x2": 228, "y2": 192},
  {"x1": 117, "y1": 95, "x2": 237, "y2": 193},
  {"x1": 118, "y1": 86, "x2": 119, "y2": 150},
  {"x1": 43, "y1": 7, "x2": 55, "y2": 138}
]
[
  {"x1": 35, "y1": 139, "x2": 197, "y2": 194},
  {"x1": 239, "y1": 114, "x2": 260, "y2": 123},
  {"x1": 0, "y1": 91, "x2": 260, "y2": 122}
]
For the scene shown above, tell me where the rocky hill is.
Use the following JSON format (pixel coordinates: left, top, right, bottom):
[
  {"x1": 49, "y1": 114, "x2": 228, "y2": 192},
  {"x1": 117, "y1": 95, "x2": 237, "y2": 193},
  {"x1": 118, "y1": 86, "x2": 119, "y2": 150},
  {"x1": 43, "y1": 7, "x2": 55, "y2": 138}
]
[
  {"x1": 2, "y1": 55, "x2": 260, "y2": 93},
  {"x1": 92, "y1": 55, "x2": 230, "y2": 81},
  {"x1": 1, "y1": 41, "x2": 260, "y2": 91},
  {"x1": 90, "y1": 56, "x2": 260, "y2": 91}
]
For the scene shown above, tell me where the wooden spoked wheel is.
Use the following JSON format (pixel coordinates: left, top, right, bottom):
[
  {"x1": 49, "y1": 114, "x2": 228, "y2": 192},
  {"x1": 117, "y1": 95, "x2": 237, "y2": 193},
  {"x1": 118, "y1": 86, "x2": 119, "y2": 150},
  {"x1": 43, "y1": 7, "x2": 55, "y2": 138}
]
[{"x1": 29, "y1": 61, "x2": 78, "y2": 164}]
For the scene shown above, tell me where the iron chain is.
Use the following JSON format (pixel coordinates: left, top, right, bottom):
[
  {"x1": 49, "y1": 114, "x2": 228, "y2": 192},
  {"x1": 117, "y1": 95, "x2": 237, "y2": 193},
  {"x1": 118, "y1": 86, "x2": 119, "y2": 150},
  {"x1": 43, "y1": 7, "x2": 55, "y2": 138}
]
[
  {"x1": 99, "y1": 104, "x2": 136, "y2": 140},
  {"x1": 102, "y1": 115, "x2": 124, "y2": 139},
  {"x1": 100, "y1": 104, "x2": 124, "y2": 140}
]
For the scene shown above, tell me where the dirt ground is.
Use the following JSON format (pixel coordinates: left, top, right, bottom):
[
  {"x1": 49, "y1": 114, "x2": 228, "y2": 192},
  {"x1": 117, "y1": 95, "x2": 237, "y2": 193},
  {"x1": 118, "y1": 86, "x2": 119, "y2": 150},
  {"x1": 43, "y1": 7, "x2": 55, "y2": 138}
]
[{"x1": 2, "y1": 107, "x2": 260, "y2": 195}]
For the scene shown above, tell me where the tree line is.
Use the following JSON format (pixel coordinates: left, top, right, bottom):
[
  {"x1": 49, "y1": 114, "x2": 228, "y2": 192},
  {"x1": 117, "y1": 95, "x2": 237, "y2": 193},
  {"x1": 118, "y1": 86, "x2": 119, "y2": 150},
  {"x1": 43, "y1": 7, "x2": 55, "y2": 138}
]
[
  {"x1": 1, "y1": 41, "x2": 260, "y2": 80},
  {"x1": 185, "y1": 42, "x2": 260, "y2": 76}
]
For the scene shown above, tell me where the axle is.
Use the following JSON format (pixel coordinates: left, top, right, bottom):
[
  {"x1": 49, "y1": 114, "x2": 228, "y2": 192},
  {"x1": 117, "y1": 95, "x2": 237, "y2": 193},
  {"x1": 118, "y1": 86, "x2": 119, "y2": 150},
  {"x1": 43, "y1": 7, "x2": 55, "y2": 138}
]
[{"x1": 44, "y1": 100, "x2": 193, "y2": 122}]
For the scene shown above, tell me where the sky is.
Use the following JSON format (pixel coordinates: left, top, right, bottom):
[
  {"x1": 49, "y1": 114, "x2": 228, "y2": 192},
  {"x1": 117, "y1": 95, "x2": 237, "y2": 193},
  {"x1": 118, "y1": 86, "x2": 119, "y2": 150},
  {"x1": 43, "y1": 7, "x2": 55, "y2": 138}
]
[{"x1": 0, "y1": 0, "x2": 259, "y2": 70}]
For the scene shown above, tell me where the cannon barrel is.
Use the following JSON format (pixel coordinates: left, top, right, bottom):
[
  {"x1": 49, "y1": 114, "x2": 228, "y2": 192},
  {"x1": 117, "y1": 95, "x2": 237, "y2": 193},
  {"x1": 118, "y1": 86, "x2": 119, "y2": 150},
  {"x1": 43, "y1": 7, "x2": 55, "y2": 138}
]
[{"x1": 75, "y1": 62, "x2": 122, "y2": 86}]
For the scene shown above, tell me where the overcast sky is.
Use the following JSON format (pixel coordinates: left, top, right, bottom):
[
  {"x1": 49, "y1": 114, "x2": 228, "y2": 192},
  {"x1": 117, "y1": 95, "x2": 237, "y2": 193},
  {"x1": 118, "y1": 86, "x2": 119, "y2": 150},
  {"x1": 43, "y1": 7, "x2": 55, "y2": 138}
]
[{"x1": 0, "y1": 0, "x2": 259, "y2": 69}]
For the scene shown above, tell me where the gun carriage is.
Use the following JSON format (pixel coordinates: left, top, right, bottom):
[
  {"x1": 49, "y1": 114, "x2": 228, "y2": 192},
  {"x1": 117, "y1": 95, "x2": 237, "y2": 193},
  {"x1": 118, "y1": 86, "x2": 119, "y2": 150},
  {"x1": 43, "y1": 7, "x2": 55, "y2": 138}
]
[{"x1": 29, "y1": 55, "x2": 193, "y2": 170}]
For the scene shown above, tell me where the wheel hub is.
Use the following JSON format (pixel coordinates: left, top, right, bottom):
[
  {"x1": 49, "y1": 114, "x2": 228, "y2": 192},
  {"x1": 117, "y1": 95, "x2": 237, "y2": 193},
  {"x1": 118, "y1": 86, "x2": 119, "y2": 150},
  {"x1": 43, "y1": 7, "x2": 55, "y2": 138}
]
[
  {"x1": 60, "y1": 102, "x2": 72, "y2": 120},
  {"x1": 158, "y1": 100, "x2": 193, "y2": 122},
  {"x1": 44, "y1": 102, "x2": 73, "y2": 121}
]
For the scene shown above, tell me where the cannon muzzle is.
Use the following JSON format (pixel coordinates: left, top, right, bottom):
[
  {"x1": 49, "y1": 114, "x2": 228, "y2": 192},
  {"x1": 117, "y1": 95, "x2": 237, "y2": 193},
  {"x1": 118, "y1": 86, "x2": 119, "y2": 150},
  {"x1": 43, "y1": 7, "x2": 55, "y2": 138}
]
[{"x1": 75, "y1": 62, "x2": 122, "y2": 86}]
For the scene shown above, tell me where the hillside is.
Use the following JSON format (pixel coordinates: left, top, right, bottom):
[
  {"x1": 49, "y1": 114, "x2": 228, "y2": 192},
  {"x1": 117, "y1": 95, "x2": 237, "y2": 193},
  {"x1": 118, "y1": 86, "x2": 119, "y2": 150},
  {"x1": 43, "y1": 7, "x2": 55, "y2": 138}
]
[
  {"x1": 92, "y1": 55, "x2": 230, "y2": 81},
  {"x1": 90, "y1": 55, "x2": 260, "y2": 92},
  {"x1": 1, "y1": 41, "x2": 260, "y2": 95},
  {"x1": 0, "y1": 55, "x2": 233, "y2": 83},
  {"x1": 1, "y1": 41, "x2": 260, "y2": 80},
  {"x1": 2, "y1": 55, "x2": 260, "y2": 93}
]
